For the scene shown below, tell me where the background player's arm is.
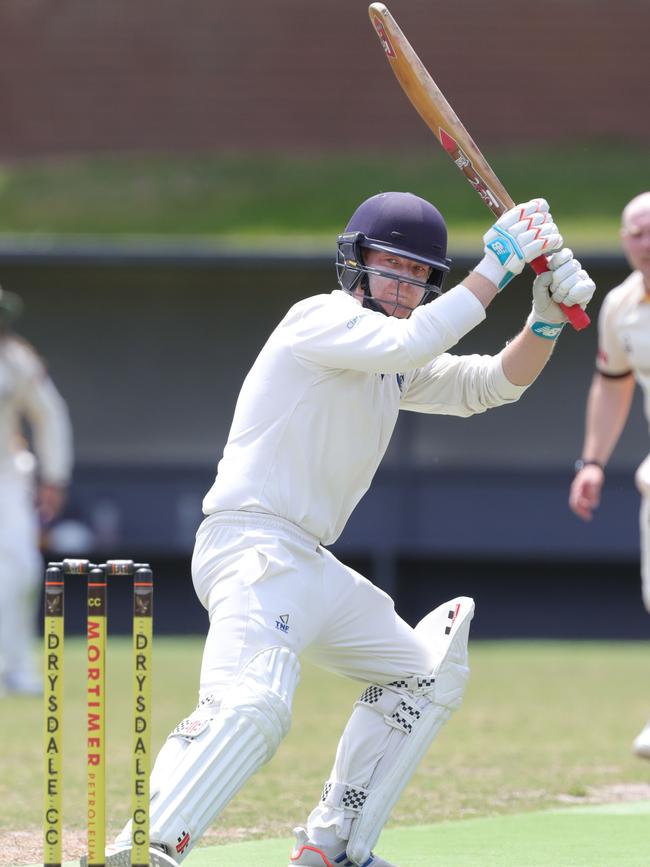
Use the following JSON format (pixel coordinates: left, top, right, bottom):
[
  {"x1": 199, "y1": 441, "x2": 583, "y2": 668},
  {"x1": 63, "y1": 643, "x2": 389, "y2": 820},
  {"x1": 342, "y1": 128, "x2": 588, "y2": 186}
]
[
  {"x1": 582, "y1": 372, "x2": 636, "y2": 466},
  {"x1": 37, "y1": 482, "x2": 68, "y2": 524},
  {"x1": 569, "y1": 372, "x2": 635, "y2": 521},
  {"x1": 16, "y1": 355, "x2": 73, "y2": 522}
]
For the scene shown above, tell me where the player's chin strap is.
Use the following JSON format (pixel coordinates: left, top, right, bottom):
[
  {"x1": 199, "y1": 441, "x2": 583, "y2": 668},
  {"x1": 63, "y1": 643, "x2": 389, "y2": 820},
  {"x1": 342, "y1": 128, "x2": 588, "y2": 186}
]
[
  {"x1": 361, "y1": 281, "x2": 390, "y2": 317},
  {"x1": 321, "y1": 597, "x2": 474, "y2": 867}
]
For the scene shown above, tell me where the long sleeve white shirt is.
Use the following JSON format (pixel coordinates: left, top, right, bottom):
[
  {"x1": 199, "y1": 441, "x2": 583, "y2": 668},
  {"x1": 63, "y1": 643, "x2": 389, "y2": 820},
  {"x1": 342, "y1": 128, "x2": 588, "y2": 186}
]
[
  {"x1": 0, "y1": 336, "x2": 73, "y2": 484},
  {"x1": 203, "y1": 287, "x2": 527, "y2": 544}
]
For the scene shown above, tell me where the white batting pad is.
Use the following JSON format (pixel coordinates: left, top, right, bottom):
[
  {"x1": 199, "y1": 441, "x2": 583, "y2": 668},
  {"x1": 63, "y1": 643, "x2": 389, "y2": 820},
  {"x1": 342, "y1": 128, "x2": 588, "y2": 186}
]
[
  {"x1": 413, "y1": 594, "x2": 474, "y2": 709},
  {"x1": 342, "y1": 597, "x2": 474, "y2": 865},
  {"x1": 116, "y1": 646, "x2": 300, "y2": 862}
]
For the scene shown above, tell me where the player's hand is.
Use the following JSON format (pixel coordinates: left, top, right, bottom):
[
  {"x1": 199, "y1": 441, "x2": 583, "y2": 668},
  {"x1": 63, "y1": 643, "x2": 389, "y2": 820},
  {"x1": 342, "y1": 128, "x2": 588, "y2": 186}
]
[
  {"x1": 569, "y1": 464, "x2": 604, "y2": 521},
  {"x1": 532, "y1": 249, "x2": 596, "y2": 324},
  {"x1": 474, "y1": 198, "x2": 563, "y2": 290},
  {"x1": 37, "y1": 483, "x2": 67, "y2": 524}
]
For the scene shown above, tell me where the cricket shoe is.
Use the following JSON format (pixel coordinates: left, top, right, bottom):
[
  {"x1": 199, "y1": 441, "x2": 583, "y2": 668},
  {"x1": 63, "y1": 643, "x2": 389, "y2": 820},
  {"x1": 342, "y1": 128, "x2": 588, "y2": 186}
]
[
  {"x1": 80, "y1": 843, "x2": 177, "y2": 867},
  {"x1": 633, "y1": 720, "x2": 650, "y2": 759},
  {"x1": 289, "y1": 827, "x2": 397, "y2": 867}
]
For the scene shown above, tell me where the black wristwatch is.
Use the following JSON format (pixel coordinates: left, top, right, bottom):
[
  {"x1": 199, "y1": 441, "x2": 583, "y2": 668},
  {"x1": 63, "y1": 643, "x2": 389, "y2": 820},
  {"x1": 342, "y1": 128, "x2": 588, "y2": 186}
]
[{"x1": 574, "y1": 458, "x2": 604, "y2": 473}]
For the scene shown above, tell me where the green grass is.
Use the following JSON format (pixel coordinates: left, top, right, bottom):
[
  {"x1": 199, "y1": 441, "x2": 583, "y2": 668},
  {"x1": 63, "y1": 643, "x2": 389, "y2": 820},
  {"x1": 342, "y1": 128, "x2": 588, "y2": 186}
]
[
  {"x1": 0, "y1": 145, "x2": 647, "y2": 249},
  {"x1": 26, "y1": 806, "x2": 650, "y2": 867},
  {"x1": 4, "y1": 638, "x2": 650, "y2": 865}
]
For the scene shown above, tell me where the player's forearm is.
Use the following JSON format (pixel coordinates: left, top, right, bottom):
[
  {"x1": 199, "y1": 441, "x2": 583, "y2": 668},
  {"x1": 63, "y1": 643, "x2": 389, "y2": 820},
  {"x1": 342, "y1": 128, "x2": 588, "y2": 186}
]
[
  {"x1": 500, "y1": 326, "x2": 556, "y2": 387},
  {"x1": 581, "y1": 373, "x2": 635, "y2": 466},
  {"x1": 461, "y1": 271, "x2": 499, "y2": 309}
]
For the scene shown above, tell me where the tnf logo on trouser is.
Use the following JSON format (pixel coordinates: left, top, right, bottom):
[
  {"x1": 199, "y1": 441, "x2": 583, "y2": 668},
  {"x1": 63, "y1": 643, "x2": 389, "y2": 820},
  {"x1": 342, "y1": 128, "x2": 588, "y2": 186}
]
[{"x1": 275, "y1": 614, "x2": 290, "y2": 633}]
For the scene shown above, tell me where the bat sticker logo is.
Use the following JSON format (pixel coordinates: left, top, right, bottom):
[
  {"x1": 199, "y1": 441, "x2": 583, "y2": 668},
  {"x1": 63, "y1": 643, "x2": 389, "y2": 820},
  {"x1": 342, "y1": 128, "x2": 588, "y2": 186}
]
[
  {"x1": 439, "y1": 129, "x2": 504, "y2": 212},
  {"x1": 371, "y1": 14, "x2": 396, "y2": 58}
]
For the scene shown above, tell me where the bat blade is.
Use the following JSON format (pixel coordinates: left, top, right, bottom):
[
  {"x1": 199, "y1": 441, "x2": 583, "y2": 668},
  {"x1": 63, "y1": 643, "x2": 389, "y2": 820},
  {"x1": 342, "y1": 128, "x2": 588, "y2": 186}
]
[{"x1": 368, "y1": 2, "x2": 589, "y2": 331}]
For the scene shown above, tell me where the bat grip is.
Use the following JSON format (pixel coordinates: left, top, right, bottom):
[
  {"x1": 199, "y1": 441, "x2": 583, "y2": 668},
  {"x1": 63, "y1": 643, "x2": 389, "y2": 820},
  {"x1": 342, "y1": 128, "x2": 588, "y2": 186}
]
[{"x1": 529, "y1": 255, "x2": 590, "y2": 331}]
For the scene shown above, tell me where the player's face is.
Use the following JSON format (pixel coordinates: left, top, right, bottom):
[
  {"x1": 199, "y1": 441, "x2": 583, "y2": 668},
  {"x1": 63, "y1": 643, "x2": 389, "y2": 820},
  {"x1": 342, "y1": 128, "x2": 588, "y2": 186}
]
[
  {"x1": 362, "y1": 250, "x2": 432, "y2": 318},
  {"x1": 622, "y1": 207, "x2": 650, "y2": 281}
]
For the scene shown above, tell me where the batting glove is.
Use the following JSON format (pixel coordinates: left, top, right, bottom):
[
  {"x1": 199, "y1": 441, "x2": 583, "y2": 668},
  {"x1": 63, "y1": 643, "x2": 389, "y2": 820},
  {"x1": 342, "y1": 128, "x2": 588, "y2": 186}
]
[
  {"x1": 528, "y1": 248, "x2": 596, "y2": 339},
  {"x1": 474, "y1": 198, "x2": 563, "y2": 290}
]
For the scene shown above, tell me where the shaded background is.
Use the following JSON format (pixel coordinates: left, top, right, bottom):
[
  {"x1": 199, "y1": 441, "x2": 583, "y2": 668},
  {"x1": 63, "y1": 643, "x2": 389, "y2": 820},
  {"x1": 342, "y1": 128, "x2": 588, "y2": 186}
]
[
  {"x1": 0, "y1": 0, "x2": 648, "y2": 153},
  {"x1": 0, "y1": 0, "x2": 649, "y2": 638}
]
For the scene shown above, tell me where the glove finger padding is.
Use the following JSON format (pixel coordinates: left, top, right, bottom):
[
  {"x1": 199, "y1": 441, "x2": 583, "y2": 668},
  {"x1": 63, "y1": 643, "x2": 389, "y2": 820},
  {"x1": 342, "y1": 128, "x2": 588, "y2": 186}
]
[
  {"x1": 546, "y1": 247, "x2": 574, "y2": 269},
  {"x1": 517, "y1": 221, "x2": 563, "y2": 261},
  {"x1": 546, "y1": 249, "x2": 595, "y2": 307},
  {"x1": 571, "y1": 269, "x2": 595, "y2": 306},
  {"x1": 507, "y1": 210, "x2": 549, "y2": 234},
  {"x1": 474, "y1": 198, "x2": 558, "y2": 290},
  {"x1": 498, "y1": 198, "x2": 550, "y2": 229},
  {"x1": 529, "y1": 248, "x2": 596, "y2": 335},
  {"x1": 547, "y1": 248, "x2": 579, "y2": 293}
]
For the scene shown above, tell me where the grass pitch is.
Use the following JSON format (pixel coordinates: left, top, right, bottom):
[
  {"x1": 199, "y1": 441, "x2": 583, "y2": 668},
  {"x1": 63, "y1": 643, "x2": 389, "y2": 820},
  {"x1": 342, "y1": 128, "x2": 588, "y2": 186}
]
[
  {"x1": 0, "y1": 145, "x2": 647, "y2": 250},
  {"x1": 5, "y1": 637, "x2": 650, "y2": 865},
  {"x1": 180, "y1": 803, "x2": 650, "y2": 867},
  {"x1": 26, "y1": 804, "x2": 650, "y2": 867}
]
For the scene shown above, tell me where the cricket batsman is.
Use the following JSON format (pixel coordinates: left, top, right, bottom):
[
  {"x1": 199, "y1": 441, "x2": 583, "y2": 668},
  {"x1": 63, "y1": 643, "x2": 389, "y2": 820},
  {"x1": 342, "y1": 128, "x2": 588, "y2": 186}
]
[{"x1": 99, "y1": 192, "x2": 595, "y2": 867}]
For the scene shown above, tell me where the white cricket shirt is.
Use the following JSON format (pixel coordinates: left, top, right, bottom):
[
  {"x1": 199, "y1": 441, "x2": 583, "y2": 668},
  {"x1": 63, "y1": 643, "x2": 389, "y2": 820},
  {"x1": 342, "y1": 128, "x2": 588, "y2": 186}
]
[
  {"x1": 596, "y1": 271, "x2": 650, "y2": 426},
  {"x1": 0, "y1": 336, "x2": 73, "y2": 483},
  {"x1": 203, "y1": 287, "x2": 526, "y2": 544}
]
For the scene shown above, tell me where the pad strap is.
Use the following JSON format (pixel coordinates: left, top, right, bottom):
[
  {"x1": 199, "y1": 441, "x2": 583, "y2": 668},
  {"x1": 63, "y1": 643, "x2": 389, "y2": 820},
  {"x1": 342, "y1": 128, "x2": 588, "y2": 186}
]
[
  {"x1": 358, "y1": 676, "x2": 435, "y2": 699},
  {"x1": 320, "y1": 781, "x2": 368, "y2": 813},
  {"x1": 387, "y1": 676, "x2": 436, "y2": 692},
  {"x1": 356, "y1": 685, "x2": 425, "y2": 735}
]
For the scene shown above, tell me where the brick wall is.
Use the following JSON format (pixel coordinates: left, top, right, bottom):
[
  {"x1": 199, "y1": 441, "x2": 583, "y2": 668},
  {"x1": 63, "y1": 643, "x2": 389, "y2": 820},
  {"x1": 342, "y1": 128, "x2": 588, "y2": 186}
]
[{"x1": 0, "y1": 0, "x2": 648, "y2": 157}]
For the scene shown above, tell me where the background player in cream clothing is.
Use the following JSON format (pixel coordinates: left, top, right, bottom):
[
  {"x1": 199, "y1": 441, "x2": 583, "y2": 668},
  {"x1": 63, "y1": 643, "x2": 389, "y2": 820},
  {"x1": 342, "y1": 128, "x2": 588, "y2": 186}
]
[
  {"x1": 104, "y1": 192, "x2": 595, "y2": 867},
  {"x1": 569, "y1": 192, "x2": 650, "y2": 759},
  {"x1": 0, "y1": 285, "x2": 72, "y2": 695}
]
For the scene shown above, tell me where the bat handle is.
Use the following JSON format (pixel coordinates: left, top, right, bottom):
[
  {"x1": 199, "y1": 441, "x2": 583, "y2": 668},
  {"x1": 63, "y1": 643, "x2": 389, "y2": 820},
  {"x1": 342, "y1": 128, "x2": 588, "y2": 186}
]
[{"x1": 529, "y1": 255, "x2": 590, "y2": 331}]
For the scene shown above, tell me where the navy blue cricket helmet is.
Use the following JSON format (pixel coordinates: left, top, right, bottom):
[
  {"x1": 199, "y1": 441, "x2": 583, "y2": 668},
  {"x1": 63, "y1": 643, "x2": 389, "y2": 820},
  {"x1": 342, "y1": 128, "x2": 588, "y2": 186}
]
[{"x1": 336, "y1": 191, "x2": 452, "y2": 312}]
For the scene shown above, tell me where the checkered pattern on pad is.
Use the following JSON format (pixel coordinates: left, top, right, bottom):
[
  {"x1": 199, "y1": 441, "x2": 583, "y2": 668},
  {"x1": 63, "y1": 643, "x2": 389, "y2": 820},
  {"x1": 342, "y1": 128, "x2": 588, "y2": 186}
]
[
  {"x1": 358, "y1": 685, "x2": 384, "y2": 704},
  {"x1": 391, "y1": 699, "x2": 421, "y2": 734},
  {"x1": 320, "y1": 780, "x2": 368, "y2": 813}
]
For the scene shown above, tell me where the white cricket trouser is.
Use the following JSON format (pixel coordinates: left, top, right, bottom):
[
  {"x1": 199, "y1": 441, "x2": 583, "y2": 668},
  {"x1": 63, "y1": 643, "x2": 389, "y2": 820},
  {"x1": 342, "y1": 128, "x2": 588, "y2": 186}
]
[
  {"x1": 0, "y1": 467, "x2": 41, "y2": 683},
  {"x1": 191, "y1": 510, "x2": 438, "y2": 842},
  {"x1": 192, "y1": 511, "x2": 433, "y2": 700},
  {"x1": 635, "y1": 454, "x2": 650, "y2": 614}
]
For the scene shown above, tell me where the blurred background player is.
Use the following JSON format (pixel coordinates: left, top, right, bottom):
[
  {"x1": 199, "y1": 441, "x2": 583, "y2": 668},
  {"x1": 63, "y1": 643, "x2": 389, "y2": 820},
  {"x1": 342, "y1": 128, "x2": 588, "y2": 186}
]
[
  {"x1": 0, "y1": 284, "x2": 73, "y2": 695},
  {"x1": 569, "y1": 191, "x2": 650, "y2": 759},
  {"x1": 102, "y1": 192, "x2": 594, "y2": 867}
]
